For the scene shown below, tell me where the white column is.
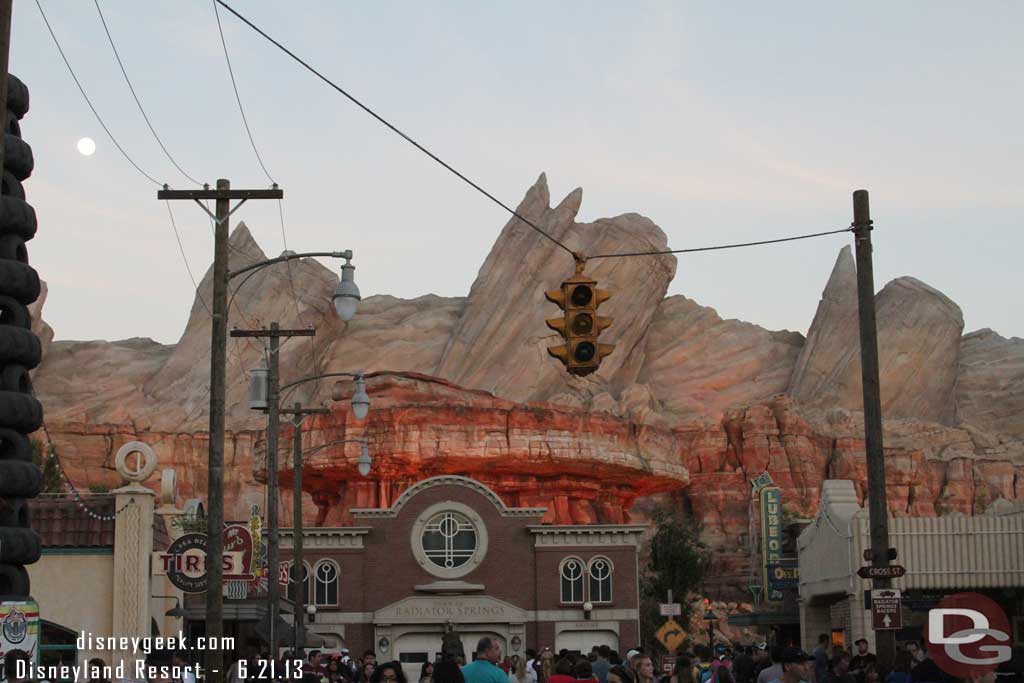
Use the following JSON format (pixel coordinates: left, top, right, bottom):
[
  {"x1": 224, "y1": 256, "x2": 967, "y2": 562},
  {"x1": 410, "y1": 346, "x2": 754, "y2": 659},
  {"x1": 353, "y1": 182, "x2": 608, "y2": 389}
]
[{"x1": 111, "y1": 483, "x2": 155, "y2": 677}]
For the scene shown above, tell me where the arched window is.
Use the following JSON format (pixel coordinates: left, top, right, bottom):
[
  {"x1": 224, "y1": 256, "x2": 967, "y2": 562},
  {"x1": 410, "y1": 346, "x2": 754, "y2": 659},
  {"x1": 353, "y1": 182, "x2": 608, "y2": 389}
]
[
  {"x1": 560, "y1": 557, "x2": 585, "y2": 603},
  {"x1": 287, "y1": 561, "x2": 312, "y2": 605},
  {"x1": 314, "y1": 560, "x2": 339, "y2": 606},
  {"x1": 588, "y1": 556, "x2": 613, "y2": 603}
]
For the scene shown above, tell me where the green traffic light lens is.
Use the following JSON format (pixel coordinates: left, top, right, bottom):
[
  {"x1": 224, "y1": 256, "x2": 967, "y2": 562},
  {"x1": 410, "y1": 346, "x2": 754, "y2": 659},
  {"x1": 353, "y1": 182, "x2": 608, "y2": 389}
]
[
  {"x1": 571, "y1": 285, "x2": 593, "y2": 307},
  {"x1": 571, "y1": 313, "x2": 594, "y2": 335},
  {"x1": 574, "y1": 341, "x2": 596, "y2": 362}
]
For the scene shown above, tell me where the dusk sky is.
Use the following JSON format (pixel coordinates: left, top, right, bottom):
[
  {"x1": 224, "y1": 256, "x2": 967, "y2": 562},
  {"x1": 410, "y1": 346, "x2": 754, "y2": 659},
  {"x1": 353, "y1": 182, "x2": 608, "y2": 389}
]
[{"x1": 12, "y1": 1, "x2": 1022, "y2": 344}]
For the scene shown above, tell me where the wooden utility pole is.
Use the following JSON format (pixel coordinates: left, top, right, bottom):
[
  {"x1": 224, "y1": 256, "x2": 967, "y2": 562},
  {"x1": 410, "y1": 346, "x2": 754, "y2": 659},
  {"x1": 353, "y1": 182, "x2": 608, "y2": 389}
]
[
  {"x1": 231, "y1": 325, "x2": 315, "y2": 658},
  {"x1": 158, "y1": 181, "x2": 282, "y2": 682},
  {"x1": 282, "y1": 403, "x2": 329, "y2": 657},
  {"x1": 852, "y1": 190, "x2": 894, "y2": 673}
]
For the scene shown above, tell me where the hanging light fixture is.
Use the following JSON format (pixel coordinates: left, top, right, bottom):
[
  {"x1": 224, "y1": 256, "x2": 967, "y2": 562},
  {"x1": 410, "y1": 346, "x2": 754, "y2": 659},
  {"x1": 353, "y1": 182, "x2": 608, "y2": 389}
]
[
  {"x1": 357, "y1": 442, "x2": 372, "y2": 477},
  {"x1": 247, "y1": 360, "x2": 269, "y2": 410},
  {"x1": 351, "y1": 376, "x2": 370, "y2": 420}
]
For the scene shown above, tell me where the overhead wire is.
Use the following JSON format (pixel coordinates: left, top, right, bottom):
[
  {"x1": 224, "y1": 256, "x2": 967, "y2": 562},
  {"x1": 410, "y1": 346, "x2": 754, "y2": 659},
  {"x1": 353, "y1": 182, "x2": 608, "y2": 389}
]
[
  {"x1": 586, "y1": 226, "x2": 856, "y2": 261},
  {"x1": 213, "y1": 0, "x2": 326, "y2": 398},
  {"x1": 212, "y1": 0, "x2": 577, "y2": 261},
  {"x1": 92, "y1": 0, "x2": 204, "y2": 187}
]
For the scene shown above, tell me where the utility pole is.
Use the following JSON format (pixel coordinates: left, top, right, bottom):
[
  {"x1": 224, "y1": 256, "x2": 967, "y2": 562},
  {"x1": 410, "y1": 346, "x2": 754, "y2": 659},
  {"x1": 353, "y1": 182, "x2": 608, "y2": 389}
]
[
  {"x1": 282, "y1": 402, "x2": 329, "y2": 658},
  {"x1": 852, "y1": 190, "x2": 894, "y2": 674},
  {"x1": 158, "y1": 181, "x2": 282, "y2": 682},
  {"x1": 231, "y1": 325, "x2": 315, "y2": 657}
]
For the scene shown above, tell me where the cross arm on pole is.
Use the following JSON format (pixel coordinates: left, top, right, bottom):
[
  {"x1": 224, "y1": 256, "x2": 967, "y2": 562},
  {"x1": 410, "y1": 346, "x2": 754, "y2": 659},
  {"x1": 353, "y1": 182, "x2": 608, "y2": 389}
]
[
  {"x1": 230, "y1": 328, "x2": 316, "y2": 338},
  {"x1": 157, "y1": 187, "x2": 283, "y2": 200}
]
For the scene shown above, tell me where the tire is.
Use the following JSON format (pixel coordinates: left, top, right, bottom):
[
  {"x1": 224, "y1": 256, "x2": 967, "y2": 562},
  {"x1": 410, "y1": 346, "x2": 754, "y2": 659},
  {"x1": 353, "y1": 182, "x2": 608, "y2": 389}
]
[
  {"x1": 0, "y1": 196, "x2": 36, "y2": 240},
  {"x1": 1, "y1": 170, "x2": 24, "y2": 200},
  {"x1": 0, "y1": 461, "x2": 41, "y2": 496},
  {"x1": 0, "y1": 391, "x2": 43, "y2": 433},
  {"x1": 0, "y1": 562, "x2": 30, "y2": 597},
  {"x1": 3, "y1": 135, "x2": 33, "y2": 181},
  {"x1": 6, "y1": 114, "x2": 19, "y2": 138},
  {"x1": 0, "y1": 498, "x2": 29, "y2": 527},
  {"x1": 0, "y1": 260, "x2": 39, "y2": 304},
  {"x1": 0, "y1": 326, "x2": 41, "y2": 368},
  {"x1": 0, "y1": 528, "x2": 40, "y2": 565},
  {"x1": 0, "y1": 235, "x2": 27, "y2": 263},
  {"x1": 6, "y1": 75, "x2": 29, "y2": 120},
  {"x1": 0, "y1": 296, "x2": 30, "y2": 328},
  {"x1": 0, "y1": 428, "x2": 31, "y2": 462},
  {"x1": 0, "y1": 365, "x2": 30, "y2": 393}
]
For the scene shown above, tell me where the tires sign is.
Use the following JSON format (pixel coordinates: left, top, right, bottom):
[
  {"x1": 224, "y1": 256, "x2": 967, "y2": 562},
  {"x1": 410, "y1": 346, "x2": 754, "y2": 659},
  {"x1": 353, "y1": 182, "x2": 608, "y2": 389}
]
[
  {"x1": 0, "y1": 600, "x2": 39, "y2": 679},
  {"x1": 161, "y1": 533, "x2": 211, "y2": 593}
]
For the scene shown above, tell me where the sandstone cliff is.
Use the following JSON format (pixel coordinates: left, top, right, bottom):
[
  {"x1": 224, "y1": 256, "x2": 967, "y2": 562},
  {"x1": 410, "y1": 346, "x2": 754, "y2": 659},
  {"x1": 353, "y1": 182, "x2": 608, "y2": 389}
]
[{"x1": 29, "y1": 174, "x2": 1024, "y2": 595}]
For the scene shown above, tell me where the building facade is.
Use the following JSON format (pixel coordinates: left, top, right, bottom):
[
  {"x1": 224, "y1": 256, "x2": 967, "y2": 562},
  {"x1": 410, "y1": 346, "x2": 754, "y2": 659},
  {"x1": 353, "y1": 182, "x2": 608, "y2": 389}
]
[
  {"x1": 273, "y1": 475, "x2": 643, "y2": 662},
  {"x1": 798, "y1": 480, "x2": 1024, "y2": 652}
]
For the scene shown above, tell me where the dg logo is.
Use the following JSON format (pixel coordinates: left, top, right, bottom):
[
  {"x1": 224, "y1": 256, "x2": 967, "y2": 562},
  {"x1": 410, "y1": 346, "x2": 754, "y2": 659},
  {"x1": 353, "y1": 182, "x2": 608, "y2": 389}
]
[{"x1": 925, "y1": 592, "x2": 1012, "y2": 678}]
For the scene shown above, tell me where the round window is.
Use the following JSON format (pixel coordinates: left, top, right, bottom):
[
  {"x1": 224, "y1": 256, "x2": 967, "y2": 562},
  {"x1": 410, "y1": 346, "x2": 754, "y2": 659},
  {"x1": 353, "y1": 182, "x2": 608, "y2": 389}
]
[{"x1": 421, "y1": 511, "x2": 477, "y2": 569}]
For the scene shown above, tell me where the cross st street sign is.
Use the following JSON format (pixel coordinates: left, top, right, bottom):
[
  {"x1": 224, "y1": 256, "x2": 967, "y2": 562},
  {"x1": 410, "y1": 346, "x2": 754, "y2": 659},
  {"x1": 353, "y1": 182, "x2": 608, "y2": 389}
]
[
  {"x1": 857, "y1": 564, "x2": 906, "y2": 579},
  {"x1": 871, "y1": 588, "x2": 903, "y2": 630}
]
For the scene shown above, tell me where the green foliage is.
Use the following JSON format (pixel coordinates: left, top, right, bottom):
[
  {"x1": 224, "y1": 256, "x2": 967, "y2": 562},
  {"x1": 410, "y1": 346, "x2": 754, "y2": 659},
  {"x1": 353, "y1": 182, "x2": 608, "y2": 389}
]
[
  {"x1": 30, "y1": 439, "x2": 64, "y2": 494},
  {"x1": 172, "y1": 513, "x2": 208, "y2": 534},
  {"x1": 639, "y1": 501, "x2": 710, "y2": 655},
  {"x1": 88, "y1": 484, "x2": 111, "y2": 494}
]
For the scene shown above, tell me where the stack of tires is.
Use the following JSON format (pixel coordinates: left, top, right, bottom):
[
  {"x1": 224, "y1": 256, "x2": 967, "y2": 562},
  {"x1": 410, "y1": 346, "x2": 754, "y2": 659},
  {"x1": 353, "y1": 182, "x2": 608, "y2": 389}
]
[{"x1": 0, "y1": 73, "x2": 43, "y2": 600}]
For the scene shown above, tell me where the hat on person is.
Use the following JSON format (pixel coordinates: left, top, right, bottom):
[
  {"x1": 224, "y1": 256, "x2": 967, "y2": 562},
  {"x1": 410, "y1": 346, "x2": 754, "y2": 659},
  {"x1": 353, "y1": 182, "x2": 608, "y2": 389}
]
[
  {"x1": 754, "y1": 643, "x2": 768, "y2": 651},
  {"x1": 855, "y1": 639, "x2": 868, "y2": 646},
  {"x1": 626, "y1": 650, "x2": 642, "y2": 661},
  {"x1": 777, "y1": 648, "x2": 815, "y2": 664}
]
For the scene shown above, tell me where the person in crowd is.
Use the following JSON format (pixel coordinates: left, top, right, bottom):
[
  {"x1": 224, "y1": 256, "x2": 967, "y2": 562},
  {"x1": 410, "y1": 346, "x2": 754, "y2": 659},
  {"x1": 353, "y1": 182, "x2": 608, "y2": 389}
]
[
  {"x1": 756, "y1": 648, "x2": 783, "y2": 683},
  {"x1": 771, "y1": 649, "x2": 815, "y2": 683},
  {"x1": 434, "y1": 661, "x2": 467, "y2": 683},
  {"x1": 733, "y1": 647, "x2": 755, "y2": 683},
  {"x1": 610, "y1": 654, "x2": 623, "y2": 667},
  {"x1": 671, "y1": 658, "x2": 695, "y2": 683},
  {"x1": 363, "y1": 651, "x2": 379, "y2": 678},
  {"x1": 421, "y1": 662, "x2": 435, "y2": 683},
  {"x1": 850, "y1": 640, "x2": 876, "y2": 683},
  {"x1": 523, "y1": 650, "x2": 540, "y2": 683},
  {"x1": 907, "y1": 641, "x2": 948, "y2": 683},
  {"x1": 463, "y1": 638, "x2": 508, "y2": 683},
  {"x1": 694, "y1": 646, "x2": 715, "y2": 683},
  {"x1": 593, "y1": 646, "x2": 613, "y2": 683},
  {"x1": 369, "y1": 663, "x2": 407, "y2": 683},
  {"x1": 549, "y1": 659, "x2": 577, "y2": 683},
  {"x1": 84, "y1": 658, "x2": 112, "y2": 683},
  {"x1": 574, "y1": 660, "x2": 597, "y2": 682},
  {"x1": 863, "y1": 667, "x2": 880, "y2": 683},
  {"x1": 608, "y1": 666, "x2": 631, "y2": 683},
  {"x1": 825, "y1": 653, "x2": 856, "y2": 683},
  {"x1": 713, "y1": 646, "x2": 735, "y2": 683},
  {"x1": 364, "y1": 664, "x2": 379, "y2": 683},
  {"x1": 511, "y1": 657, "x2": 532, "y2": 683},
  {"x1": 813, "y1": 637, "x2": 831, "y2": 683},
  {"x1": 633, "y1": 657, "x2": 656, "y2": 683}
]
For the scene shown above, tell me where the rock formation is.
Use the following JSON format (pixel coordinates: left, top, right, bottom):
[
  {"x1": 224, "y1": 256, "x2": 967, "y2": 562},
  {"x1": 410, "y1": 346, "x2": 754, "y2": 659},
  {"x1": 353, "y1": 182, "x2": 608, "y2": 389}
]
[{"x1": 28, "y1": 174, "x2": 1024, "y2": 597}]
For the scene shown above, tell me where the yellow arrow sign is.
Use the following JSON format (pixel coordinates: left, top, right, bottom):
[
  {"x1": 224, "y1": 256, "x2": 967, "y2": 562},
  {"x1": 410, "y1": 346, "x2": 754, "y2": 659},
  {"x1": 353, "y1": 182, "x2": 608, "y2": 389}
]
[{"x1": 655, "y1": 618, "x2": 687, "y2": 651}]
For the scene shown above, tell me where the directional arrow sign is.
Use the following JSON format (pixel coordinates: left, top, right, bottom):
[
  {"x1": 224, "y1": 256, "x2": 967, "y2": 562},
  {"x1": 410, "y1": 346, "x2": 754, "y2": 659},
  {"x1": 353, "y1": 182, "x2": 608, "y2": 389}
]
[
  {"x1": 857, "y1": 564, "x2": 906, "y2": 579},
  {"x1": 871, "y1": 588, "x2": 902, "y2": 631}
]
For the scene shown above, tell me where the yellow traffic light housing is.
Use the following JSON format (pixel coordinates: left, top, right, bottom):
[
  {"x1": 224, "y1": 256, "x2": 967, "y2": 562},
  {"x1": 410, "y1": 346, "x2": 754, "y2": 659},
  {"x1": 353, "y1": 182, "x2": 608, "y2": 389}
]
[{"x1": 545, "y1": 272, "x2": 614, "y2": 376}]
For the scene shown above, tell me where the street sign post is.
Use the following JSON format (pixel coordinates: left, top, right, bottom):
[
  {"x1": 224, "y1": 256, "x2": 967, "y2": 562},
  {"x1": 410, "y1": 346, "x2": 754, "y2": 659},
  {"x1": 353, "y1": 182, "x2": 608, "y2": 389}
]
[
  {"x1": 871, "y1": 589, "x2": 903, "y2": 630},
  {"x1": 858, "y1": 564, "x2": 906, "y2": 579},
  {"x1": 655, "y1": 618, "x2": 687, "y2": 651},
  {"x1": 660, "y1": 603, "x2": 682, "y2": 617},
  {"x1": 863, "y1": 548, "x2": 898, "y2": 562}
]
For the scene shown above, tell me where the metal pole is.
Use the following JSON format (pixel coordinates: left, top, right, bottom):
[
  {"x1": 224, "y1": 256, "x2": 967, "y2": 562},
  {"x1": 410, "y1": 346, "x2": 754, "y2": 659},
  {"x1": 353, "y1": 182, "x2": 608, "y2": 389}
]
[
  {"x1": 266, "y1": 323, "x2": 281, "y2": 658},
  {"x1": 206, "y1": 179, "x2": 229, "y2": 683},
  {"x1": 852, "y1": 190, "x2": 894, "y2": 674},
  {"x1": 292, "y1": 404, "x2": 305, "y2": 659}
]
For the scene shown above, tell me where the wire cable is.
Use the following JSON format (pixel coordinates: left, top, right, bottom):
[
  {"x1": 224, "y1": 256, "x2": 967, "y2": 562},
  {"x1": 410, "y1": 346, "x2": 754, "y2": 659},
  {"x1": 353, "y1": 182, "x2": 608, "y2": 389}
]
[
  {"x1": 586, "y1": 226, "x2": 855, "y2": 261},
  {"x1": 212, "y1": 0, "x2": 577, "y2": 260},
  {"x1": 35, "y1": 0, "x2": 162, "y2": 187},
  {"x1": 93, "y1": 0, "x2": 204, "y2": 186},
  {"x1": 166, "y1": 201, "x2": 211, "y2": 315}
]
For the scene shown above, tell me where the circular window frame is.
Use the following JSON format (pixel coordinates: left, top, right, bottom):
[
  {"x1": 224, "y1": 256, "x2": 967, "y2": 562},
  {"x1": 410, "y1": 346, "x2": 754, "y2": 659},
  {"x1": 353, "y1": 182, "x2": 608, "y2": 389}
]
[{"x1": 411, "y1": 501, "x2": 489, "y2": 579}]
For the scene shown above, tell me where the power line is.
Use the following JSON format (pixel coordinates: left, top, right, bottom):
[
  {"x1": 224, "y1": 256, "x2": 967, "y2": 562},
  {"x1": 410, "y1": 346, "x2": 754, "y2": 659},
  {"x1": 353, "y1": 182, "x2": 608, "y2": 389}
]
[
  {"x1": 93, "y1": 0, "x2": 204, "y2": 187},
  {"x1": 35, "y1": 0, "x2": 161, "y2": 187},
  {"x1": 212, "y1": 0, "x2": 577, "y2": 260},
  {"x1": 586, "y1": 226, "x2": 855, "y2": 261},
  {"x1": 165, "y1": 201, "x2": 211, "y2": 315}
]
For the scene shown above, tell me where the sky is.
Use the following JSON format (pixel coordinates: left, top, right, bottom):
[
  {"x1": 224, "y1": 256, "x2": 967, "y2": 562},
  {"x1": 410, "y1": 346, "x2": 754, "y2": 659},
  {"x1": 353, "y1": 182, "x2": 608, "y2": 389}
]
[{"x1": 11, "y1": 1, "x2": 1023, "y2": 344}]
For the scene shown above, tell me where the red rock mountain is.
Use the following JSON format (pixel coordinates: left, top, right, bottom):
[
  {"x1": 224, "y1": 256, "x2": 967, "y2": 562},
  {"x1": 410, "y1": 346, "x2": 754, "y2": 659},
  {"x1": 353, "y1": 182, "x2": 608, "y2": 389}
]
[{"x1": 31, "y1": 174, "x2": 1024, "y2": 594}]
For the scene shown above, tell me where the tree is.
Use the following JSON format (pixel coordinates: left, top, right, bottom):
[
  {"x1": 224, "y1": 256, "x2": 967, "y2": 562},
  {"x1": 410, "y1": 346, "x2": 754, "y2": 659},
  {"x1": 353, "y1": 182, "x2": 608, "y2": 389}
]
[
  {"x1": 30, "y1": 439, "x2": 63, "y2": 494},
  {"x1": 639, "y1": 500, "x2": 710, "y2": 655}
]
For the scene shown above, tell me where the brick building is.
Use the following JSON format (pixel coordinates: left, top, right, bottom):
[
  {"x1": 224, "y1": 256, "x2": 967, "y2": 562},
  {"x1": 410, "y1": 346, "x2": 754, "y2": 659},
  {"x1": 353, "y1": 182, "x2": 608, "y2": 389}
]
[{"x1": 273, "y1": 475, "x2": 644, "y2": 663}]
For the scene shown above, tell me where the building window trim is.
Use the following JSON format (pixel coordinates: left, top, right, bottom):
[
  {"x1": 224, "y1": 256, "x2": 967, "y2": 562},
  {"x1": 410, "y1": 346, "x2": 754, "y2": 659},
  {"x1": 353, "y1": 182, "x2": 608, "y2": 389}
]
[
  {"x1": 588, "y1": 556, "x2": 613, "y2": 604},
  {"x1": 410, "y1": 500, "x2": 489, "y2": 579},
  {"x1": 560, "y1": 556, "x2": 586, "y2": 604},
  {"x1": 286, "y1": 560, "x2": 313, "y2": 605},
  {"x1": 314, "y1": 559, "x2": 340, "y2": 607}
]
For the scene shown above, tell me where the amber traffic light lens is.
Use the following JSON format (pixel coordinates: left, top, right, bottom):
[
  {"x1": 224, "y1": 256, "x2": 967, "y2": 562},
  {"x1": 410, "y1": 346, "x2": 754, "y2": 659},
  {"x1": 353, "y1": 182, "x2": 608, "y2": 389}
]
[
  {"x1": 570, "y1": 285, "x2": 593, "y2": 307},
  {"x1": 571, "y1": 313, "x2": 594, "y2": 335},
  {"x1": 574, "y1": 341, "x2": 596, "y2": 362}
]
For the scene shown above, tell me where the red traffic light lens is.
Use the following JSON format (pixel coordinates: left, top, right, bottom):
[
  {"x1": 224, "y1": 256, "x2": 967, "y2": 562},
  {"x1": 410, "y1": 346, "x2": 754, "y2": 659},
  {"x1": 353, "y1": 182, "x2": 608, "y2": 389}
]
[
  {"x1": 574, "y1": 341, "x2": 596, "y2": 362},
  {"x1": 570, "y1": 285, "x2": 593, "y2": 307},
  {"x1": 571, "y1": 313, "x2": 594, "y2": 335}
]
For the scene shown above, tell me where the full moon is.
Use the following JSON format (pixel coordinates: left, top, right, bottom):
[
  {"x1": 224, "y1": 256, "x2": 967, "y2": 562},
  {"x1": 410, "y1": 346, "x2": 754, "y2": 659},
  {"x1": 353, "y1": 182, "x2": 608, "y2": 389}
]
[{"x1": 76, "y1": 137, "x2": 96, "y2": 156}]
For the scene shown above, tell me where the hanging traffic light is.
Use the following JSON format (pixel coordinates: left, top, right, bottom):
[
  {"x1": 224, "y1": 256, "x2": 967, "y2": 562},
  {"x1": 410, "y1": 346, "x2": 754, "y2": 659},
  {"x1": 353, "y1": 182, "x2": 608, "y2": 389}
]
[{"x1": 545, "y1": 269, "x2": 614, "y2": 376}]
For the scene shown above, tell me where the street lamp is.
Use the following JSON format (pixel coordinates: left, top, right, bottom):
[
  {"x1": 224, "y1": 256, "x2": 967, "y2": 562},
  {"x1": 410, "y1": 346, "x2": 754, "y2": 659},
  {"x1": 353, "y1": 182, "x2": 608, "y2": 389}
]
[
  {"x1": 332, "y1": 254, "x2": 361, "y2": 321},
  {"x1": 358, "y1": 442, "x2": 372, "y2": 476}
]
